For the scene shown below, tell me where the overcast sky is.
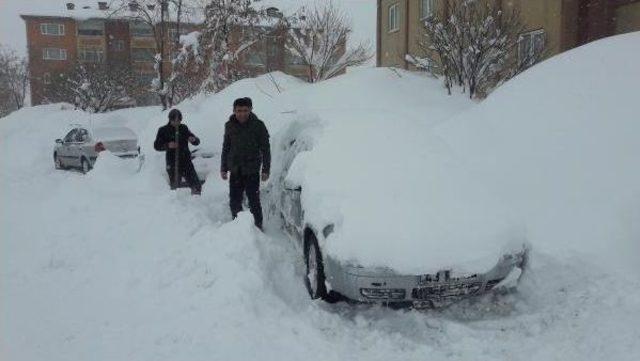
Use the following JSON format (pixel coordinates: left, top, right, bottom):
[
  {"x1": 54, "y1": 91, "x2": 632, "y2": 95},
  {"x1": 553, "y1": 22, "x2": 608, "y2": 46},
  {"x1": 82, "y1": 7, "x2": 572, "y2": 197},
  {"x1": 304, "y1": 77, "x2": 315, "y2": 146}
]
[{"x1": 0, "y1": 0, "x2": 376, "y2": 57}]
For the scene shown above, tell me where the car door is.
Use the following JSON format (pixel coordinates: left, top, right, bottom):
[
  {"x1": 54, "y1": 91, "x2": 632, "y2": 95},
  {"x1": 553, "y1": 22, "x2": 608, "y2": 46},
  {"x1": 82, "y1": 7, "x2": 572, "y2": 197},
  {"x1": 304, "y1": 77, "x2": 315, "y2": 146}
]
[
  {"x1": 280, "y1": 136, "x2": 307, "y2": 239},
  {"x1": 60, "y1": 129, "x2": 79, "y2": 167},
  {"x1": 282, "y1": 183, "x2": 304, "y2": 238},
  {"x1": 76, "y1": 128, "x2": 93, "y2": 164}
]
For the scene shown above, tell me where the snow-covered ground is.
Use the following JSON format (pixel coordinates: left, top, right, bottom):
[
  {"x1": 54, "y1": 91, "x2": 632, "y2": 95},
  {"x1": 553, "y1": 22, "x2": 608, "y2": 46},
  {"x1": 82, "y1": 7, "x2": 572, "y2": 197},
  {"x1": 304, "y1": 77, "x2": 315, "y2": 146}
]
[{"x1": 2, "y1": 34, "x2": 640, "y2": 360}]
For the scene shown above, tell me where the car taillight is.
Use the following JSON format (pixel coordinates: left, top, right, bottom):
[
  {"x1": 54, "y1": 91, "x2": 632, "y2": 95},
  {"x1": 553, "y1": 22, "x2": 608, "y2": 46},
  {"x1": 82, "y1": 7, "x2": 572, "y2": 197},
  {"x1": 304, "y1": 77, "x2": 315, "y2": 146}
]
[{"x1": 95, "y1": 142, "x2": 106, "y2": 152}]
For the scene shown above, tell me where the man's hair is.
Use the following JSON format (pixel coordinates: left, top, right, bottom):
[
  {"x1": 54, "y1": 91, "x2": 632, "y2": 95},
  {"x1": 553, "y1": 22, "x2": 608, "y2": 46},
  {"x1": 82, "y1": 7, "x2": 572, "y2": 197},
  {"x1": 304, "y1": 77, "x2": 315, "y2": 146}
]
[
  {"x1": 233, "y1": 97, "x2": 252, "y2": 109},
  {"x1": 168, "y1": 108, "x2": 182, "y2": 121}
]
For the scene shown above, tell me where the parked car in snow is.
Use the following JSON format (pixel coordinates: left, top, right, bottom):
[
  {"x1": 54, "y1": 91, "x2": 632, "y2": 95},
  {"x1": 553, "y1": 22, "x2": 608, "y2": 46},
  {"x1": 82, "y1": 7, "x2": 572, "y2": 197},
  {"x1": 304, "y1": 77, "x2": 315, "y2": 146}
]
[
  {"x1": 53, "y1": 126, "x2": 140, "y2": 173},
  {"x1": 276, "y1": 116, "x2": 530, "y2": 309}
]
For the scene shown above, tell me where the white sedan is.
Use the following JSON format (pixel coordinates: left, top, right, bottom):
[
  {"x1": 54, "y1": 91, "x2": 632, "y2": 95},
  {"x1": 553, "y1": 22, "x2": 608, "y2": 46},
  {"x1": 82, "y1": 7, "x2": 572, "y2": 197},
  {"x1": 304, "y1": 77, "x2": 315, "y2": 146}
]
[{"x1": 53, "y1": 126, "x2": 140, "y2": 173}]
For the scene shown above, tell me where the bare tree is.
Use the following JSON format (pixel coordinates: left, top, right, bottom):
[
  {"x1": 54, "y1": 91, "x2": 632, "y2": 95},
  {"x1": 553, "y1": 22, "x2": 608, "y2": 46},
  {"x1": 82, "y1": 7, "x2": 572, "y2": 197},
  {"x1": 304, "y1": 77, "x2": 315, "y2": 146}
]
[
  {"x1": 286, "y1": 1, "x2": 372, "y2": 83},
  {"x1": 46, "y1": 62, "x2": 142, "y2": 113},
  {"x1": 170, "y1": 30, "x2": 209, "y2": 102},
  {"x1": 0, "y1": 46, "x2": 29, "y2": 117},
  {"x1": 111, "y1": 0, "x2": 195, "y2": 109},
  {"x1": 196, "y1": 0, "x2": 267, "y2": 93},
  {"x1": 408, "y1": 0, "x2": 545, "y2": 99}
]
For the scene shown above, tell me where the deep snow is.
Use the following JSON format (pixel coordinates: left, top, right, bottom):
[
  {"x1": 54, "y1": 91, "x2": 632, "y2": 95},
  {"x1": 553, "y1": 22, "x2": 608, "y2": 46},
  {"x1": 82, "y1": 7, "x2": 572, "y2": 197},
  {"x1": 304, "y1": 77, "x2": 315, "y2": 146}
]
[
  {"x1": 1, "y1": 34, "x2": 640, "y2": 361},
  {"x1": 437, "y1": 31, "x2": 640, "y2": 276}
]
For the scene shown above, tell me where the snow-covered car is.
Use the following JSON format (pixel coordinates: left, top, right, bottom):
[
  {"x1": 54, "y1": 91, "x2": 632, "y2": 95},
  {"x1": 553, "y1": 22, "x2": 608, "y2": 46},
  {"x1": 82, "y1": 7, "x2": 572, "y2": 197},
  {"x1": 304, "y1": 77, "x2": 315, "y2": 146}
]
[
  {"x1": 54, "y1": 126, "x2": 140, "y2": 173},
  {"x1": 276, "y1": 114, "x2": 530, "y2": 308}
]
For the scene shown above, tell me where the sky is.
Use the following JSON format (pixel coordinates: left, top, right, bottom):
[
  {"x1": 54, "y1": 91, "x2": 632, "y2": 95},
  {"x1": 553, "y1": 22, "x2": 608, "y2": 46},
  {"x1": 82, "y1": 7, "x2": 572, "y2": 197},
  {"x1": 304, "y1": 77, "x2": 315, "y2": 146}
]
[{"x1": 0, "y1": 0, "x2": 377, "y2": 57}]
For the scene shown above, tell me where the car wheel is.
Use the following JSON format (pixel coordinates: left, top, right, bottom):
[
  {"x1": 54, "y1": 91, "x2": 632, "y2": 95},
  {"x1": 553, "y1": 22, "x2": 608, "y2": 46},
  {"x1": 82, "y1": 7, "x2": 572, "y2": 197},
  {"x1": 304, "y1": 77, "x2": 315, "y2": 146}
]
[
  {"x1": 54, "y1": 153, "x2": 64, "y2": 170},
  {"x1": 304, "y1": 232, "x2": 329, "y2": 300},
  {"x1": 81, "y1": 157, "x2": 91, "y2": 174}
]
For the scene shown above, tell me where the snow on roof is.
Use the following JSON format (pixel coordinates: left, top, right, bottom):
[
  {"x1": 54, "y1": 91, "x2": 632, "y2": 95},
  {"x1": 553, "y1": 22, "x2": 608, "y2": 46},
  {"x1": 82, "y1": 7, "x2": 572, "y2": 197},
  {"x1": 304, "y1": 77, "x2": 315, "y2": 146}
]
[
  {"x1": 20, "y1": 0, "x2": 293, "y2": 25},
  {"x1": 20, "y1": 0, "x2": 206, "y2": 23},
  {"x1": 92, "y1": 126, "x2": 137, "y2": 141},
  {"x1": 21, "y1": 0, "x2": 121, "y2": 21}
]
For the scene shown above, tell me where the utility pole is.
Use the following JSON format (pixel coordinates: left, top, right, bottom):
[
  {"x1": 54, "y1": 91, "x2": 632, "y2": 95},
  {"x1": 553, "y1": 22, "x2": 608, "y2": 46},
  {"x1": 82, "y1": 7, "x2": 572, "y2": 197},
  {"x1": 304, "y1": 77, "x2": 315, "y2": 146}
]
[{"x1": 158, "y1": 0, "x2": 169, "y2": 109}]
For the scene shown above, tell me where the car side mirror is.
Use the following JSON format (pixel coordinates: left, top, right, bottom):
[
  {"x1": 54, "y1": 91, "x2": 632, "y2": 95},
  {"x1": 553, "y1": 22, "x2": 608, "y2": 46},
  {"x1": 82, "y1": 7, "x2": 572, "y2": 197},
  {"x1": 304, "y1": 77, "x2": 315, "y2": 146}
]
[{"x1": 55, "y1": 139, "x2": 63, "y2": 144}]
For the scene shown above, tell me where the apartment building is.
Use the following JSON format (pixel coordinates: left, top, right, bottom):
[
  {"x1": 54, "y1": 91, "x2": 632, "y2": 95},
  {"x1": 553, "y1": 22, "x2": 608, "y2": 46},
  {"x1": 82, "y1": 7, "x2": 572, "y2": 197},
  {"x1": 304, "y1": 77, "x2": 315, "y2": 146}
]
[
  {"x1": 22, "y1": 1, "x2": 309, "y2": 106},
  {"x1": 377, "y1": 0, "x2": 640, "y2": 69}
]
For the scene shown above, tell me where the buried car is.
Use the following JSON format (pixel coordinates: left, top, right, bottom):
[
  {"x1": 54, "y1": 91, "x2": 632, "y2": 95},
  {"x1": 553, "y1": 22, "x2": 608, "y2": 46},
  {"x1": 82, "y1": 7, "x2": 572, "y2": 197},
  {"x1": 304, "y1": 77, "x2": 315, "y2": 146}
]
[
  {"x1": 275, "y1": 113, "x2": 530, "y2": 308},
  {"x1": 54, "y1": 126, "x2": 140, "y2": 173}
]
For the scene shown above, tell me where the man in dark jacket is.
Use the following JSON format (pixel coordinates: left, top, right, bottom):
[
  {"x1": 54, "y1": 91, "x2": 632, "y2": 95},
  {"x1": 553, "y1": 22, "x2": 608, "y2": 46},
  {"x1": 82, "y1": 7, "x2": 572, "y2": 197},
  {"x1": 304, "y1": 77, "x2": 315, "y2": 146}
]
[
  {"x1": 220, "y1": 97, "x2": 271, "y2": 230},
  {"x1": 154, "y1": 109, "x2": 202, "y2": 195}
]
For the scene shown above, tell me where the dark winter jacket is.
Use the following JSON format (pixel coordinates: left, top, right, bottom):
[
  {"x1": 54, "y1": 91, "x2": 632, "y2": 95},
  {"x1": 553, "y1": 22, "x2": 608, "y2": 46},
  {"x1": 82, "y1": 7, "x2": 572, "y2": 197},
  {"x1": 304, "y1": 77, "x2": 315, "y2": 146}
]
[
  {"x1": 221, "y1": 113, "x2": 271, "y2": 175},
  {"x1": 154, "y1": 123, "x2": 200, "y2": 164}
]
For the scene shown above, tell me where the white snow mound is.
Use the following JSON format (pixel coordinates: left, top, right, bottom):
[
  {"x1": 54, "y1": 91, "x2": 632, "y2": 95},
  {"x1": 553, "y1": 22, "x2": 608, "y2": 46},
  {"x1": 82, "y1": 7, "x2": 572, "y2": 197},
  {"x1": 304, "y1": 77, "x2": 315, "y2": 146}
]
[{"x1": 438, "y1": 31, "x2": 640, "y2": 274}]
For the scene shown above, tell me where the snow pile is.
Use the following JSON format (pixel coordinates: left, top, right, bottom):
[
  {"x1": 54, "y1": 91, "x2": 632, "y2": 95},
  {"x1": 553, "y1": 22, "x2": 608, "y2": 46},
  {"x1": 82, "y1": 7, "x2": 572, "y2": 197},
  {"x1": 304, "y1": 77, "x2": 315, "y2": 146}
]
[
  {"x1": 437, "y1": 32, "x2": 640, "y2": 275},
  {"x1": 87, "y1": 152, "x2": 142, "y2": 181}
]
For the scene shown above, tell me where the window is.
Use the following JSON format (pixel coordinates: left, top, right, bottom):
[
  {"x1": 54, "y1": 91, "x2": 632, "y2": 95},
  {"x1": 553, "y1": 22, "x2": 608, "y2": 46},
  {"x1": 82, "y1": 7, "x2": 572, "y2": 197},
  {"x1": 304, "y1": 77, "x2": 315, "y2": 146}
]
[
  {"x1": 518, "y1": 29, "x2": 546, "y2": 67},
  {"x1": 40, "y1": 23, "x2": 65, "y2": 36},
  {"x1": 79, "y1": 48, "x2": 104, "y2": 63},
  {"x1": 111, "y1": 40, "x2": 125, "y2": 51},
  {"x1": 137, "y1": 73, "x2": 155, "y2": 87},
  {"x1": 169, "y1": 28, "x2": 178, "y2": 40},
  {"x1": 421, "y1": 0, "x2": 435, "y2": 19},
  {"x1": 287, "y1": 52, "x2": 306, "y2": 66},
  {"x1": 389, "y1": 4, "x2": 400, "y2": 33},
  {"x1": 78, "y1": 20, "x2": 104, "y2": 36},
  {"x1": 245, "y1": 51, "x2": 265, "y2": 66},
  {"x1": 130, "y1": 22, "x2": 154, "y2": 37},
  {"x1": 43, "y1": 73, "x2": 51, "y2": 85},
  {"x1": 131, "y1": 48, "x2": 156, "y2": 62},
  {"x1": 63, "y1": 129, "x2": 78, "y2": 143},
  {"x1": 43, "y1": 48, "x2": 67, "y2": 61},
  {"x1": 76, "y1": 129, "x2": 90, "y2": 143},
  {"x1": 168, "y1": 28, "x2": 188, "y2": 41},
  {"x1": 266, "y1": 38, "x2": 280, "y2": 58}
]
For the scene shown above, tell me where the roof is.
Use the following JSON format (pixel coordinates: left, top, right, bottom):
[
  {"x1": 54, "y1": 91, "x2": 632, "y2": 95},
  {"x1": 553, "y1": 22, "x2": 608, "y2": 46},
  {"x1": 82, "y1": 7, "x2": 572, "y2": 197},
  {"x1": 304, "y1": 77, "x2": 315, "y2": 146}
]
[
  {"x1": 20, "y1": 0, "x2": 206, "y2": 23},
  {"x1": 92, "y1": 126, "x2": 137, "y2": 141},
  {"x1": 20, "y1": 0, "x2": 292, "y2": 25}
]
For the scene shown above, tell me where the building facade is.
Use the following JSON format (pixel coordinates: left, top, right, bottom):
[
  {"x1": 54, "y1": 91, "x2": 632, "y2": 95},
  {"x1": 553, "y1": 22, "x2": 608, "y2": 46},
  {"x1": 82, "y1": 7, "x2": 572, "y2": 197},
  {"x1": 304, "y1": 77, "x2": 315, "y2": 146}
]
[
  {"x1": 22, "y1": 2, "x2": 309, "y2": 107},
  {"x1": 377, "y1": 0, "x2": 640, "y2": 69}
]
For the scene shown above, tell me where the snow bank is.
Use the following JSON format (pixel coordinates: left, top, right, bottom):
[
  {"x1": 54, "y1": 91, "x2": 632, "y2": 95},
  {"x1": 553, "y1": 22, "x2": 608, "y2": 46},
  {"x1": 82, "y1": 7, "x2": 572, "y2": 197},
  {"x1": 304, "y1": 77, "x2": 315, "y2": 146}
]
[
  {"x1": 437, "y1": 32, "x2": 640, "y2": 274},
  {"x1": 87, "y1": 152, "x2": 142, "y2": 180}
]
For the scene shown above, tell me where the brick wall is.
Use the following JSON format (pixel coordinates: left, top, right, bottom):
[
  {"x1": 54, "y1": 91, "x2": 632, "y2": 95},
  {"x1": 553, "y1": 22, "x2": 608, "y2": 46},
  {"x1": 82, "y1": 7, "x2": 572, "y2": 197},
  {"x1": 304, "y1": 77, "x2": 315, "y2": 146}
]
[
  {"x1": 23, "y1": 13, "x2": 332, "y2": 106},
  {"x1": 23, "y1": 16, "x2": 78, "y2": 105}
]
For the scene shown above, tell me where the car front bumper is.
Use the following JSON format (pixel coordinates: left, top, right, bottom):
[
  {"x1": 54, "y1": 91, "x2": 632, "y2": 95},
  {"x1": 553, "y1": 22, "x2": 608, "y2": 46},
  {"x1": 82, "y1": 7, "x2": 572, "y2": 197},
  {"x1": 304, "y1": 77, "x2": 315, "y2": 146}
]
[{"x1": 323, "y1": 246, "x2": 529, "y2": 308}]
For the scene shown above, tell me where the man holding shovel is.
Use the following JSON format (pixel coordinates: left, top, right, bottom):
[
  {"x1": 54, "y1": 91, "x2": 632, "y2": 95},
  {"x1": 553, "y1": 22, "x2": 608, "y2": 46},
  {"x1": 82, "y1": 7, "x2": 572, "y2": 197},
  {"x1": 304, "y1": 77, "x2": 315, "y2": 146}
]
[{"x1": 154, "y1": 109, "x2": 202, "y2": 195}]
